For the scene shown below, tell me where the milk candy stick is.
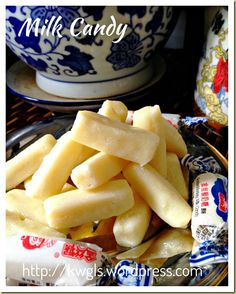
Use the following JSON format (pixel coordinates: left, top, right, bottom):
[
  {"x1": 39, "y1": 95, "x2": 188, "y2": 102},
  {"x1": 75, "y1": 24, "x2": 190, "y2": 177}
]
[
  {"x1": 140, "y1": 228, "x2": 193, "y2": 260},
  {"x1": 166, "y1": 152, "x2": 189, "y2": 200},
  {"x1": 113, "y1": 192, "x2": 152, "y2": 247},
  {"x1": 44, "y1": 179, "x2": 134, "y2": 228},
  {"x1": 25, "y1": 177, "x2": 76, "y2": 193},
  {"x1": 70, "y1": 111, "x2": 159, "y2": 166},
  {"x1": 6, "y1": 189, "x2": 46, "y2": 224},
  {"x1": 26, "y1": 132, "x2": 94, "y2": 200},
  {"x1": 123, "y1": 163, "x2": 192, "y2": 228},
  {"x1": 133, "y1": 105, "x2": 167, "y2": 177},
  {"x1": 6, "y1": 211, "x2": 65, "y2": 239},
  {"x1": 98, "y1": 100, "x2": 128, "y2": 122},
  {"x1": 116, "y1": 238, "x2": 154, "y2": 260},
  {"x1": 71, "y1": 152, "x2": 127, "y2": 190},
  {"x1": 6, "y1": 134, "x2": 56, "y2": 190},
  {"x1": 162, "y1": 118, "x2": 187, "y2": 158}
]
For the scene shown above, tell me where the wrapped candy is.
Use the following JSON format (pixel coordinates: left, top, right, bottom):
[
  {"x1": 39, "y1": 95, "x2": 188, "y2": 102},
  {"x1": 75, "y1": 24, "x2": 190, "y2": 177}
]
[
  {"x1": 189, "y1": 173, "x2": 228, "y2": 266},
  {"x1": 6, "y1": 235, "x2": 111, "y2": 286}
]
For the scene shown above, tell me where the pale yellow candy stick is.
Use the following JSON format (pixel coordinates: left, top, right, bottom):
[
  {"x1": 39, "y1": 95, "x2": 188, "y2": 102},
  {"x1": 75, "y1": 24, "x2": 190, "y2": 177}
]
[
  {"x1": 6, "y1": 134, "x2": 56, "y2": 191},
  {"x1": 113, "y1": 192, "x2": 152, "y2": 247},
  {"x1": 140, "y1": 228, "x2": 193, "y2": 260},
  {"x1": 69, "y1": 223, "x2": 94, "y2": 241},
  {"x1": 162, "y1": 118, "x2": 187, "y2": 158},
  {"x1": 116, "y1": 238, "x2": 155, "y2": 260},
  {"x1": 44, "y1": 179, "x2": 134, "y2": 229},
  {"x1": 69, "y1": 217, "x2": 115, "y2": 241},
  {"x1": 123, "y1": 163, "x2": 192, "y2": 228},
  {"x1": 140, "y1": 258, "x2": 168, "y2": 268},
  {"x1": 6, "y1": 211, "x2": 66, "y2": 239},
  {"x1": 71, "y1": 152, "x2": 127, "y2": 190},
  {"x1": 26, "y1": 132, "x2": 94, "y2": 200},
  {"x1": 6, "y1": 189, "x2": 47, "y2": 224},
  {"x1": 61, "y1": 183, "x2": 76, "y2": 193},
  {"x1": 70, "y1": 111, "x2": 159, "y2": 166},
  {"x1": 166, "y1": 152, "x2": 189, "y2": 200},
  {"x1": 25, "y1": 177, "x2": 76, "y2": 193},
  {"x1": 98, "y1": 100, "x2": 128, "y2": 122},
  {"x1": 133, "y1": 105, "x2": 167, "y2": 177},
  {"x1": 24, "y1": 176, "x2": 32, "y2": 190}
]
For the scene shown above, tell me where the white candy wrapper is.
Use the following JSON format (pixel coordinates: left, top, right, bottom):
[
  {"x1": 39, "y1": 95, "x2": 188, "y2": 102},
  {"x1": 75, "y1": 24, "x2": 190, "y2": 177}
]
[
  {"x1": 6, "y1": 235, "x2": 110, "y2": 286},
  {"x1": 191, "y1": 172, "x2": 228, "y2": 244},
  {"x1": 189, "y1": 172, "x2": 228, "y2": 267}
]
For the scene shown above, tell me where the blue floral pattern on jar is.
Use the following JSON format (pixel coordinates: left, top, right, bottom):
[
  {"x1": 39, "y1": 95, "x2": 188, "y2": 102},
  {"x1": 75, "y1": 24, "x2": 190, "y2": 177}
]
[
  {"x1": 107, "y1": 32, "x2": 142, "y2": 70},
  {"x1": 107, "y1": 6, "x2": 175, "y2": 70},
  {"x1": 6, "y1": 6, "x2": 176, "y2": 78},
  {"x1": 58, "y1": 45, "x2": 96, "y2": 76},
  {"x1": 30, "y1": 6, "x2": 81, "y2": 29}
]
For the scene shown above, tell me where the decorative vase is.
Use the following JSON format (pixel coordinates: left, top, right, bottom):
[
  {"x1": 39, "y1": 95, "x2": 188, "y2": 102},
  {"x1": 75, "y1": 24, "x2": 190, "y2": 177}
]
[
  {"x1": 194, "y1": 7, "x2": 228, "y2": 129},
  {"x1": 6, "y1": 6, "x2": 177, "y2": 99}
]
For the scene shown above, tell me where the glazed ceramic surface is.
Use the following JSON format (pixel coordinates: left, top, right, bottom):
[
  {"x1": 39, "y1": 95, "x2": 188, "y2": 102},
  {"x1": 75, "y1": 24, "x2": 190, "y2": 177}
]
[
  {"x1": 6, "y1": 6, "x2": 176, "y2": 98},
  {"x1": 6, "y1": 57, "x2": 166, "y2": 113},
  {"x1": 195, "y1": 7, "x2": 228, "y2": 128}
]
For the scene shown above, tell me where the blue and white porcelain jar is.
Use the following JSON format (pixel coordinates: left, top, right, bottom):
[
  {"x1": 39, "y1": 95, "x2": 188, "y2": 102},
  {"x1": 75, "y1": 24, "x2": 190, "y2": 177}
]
[{"x1": 6, "y1": 6, "x2": 177, "y2": 99}]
